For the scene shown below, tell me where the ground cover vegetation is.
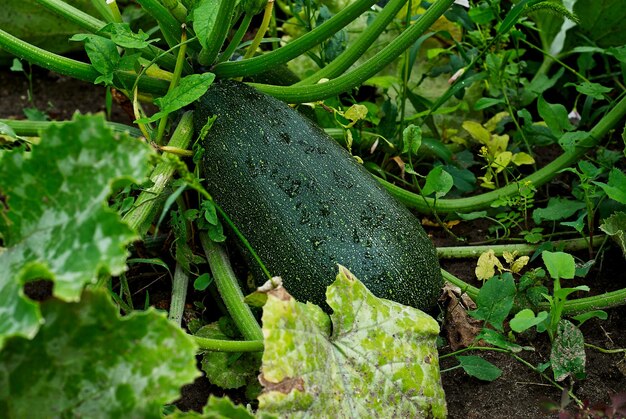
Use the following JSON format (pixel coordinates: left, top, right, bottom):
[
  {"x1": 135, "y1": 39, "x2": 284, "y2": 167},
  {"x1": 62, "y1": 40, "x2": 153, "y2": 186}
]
[{"x1": 0, "y1": 0, "x2": 625, "y2": 417}]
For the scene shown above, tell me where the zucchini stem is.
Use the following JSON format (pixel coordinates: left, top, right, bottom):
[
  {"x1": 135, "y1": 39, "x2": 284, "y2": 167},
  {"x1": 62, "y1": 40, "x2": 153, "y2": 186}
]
[
  {"x1": 168, "y1": 263, "x2": 189, "y2": 327},
  {"x1": 441, "y1": 269, "x2": 626, "y2": 314},
  {"x1": 192, "y1": 335, "x2": 264, "y2": 352},
  {"x1": 212, "y1": 0, "x2": 379, "y2": 78},
  {"x1": 200, "y1": 234, "x2": 264, "y2": 341},
  {"x1": 198, "y1": 0, "x2": 237, "y2": 66},
  {"x1": 296, "y1": 0, "x2": 408, "y2": 85},
  {"x1": 248, "y1": 0, "x2": 456, "y2": 102},
  {"x1": 242, "y1": 0, "x2": 274, "y2": 60}
]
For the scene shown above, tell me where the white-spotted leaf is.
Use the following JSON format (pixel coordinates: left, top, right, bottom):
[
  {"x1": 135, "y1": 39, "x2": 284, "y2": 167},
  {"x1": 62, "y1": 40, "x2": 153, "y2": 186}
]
[
  {"x1": 0, "y1": 289, "x2": 199, "y2": 417},
  {"x1": 0, "y1": 114, "x2": 152, "y2": 346},
  {"x1": 258, "y1": 266, "x2": 446, "y2": 418}
]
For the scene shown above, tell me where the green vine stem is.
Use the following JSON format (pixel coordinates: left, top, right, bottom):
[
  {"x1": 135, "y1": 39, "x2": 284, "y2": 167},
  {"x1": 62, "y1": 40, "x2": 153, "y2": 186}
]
[
  {"x1": 437, "y1": 236, "x2": 605, "y2": 259},
  {"x1": 37, "y1": 0, "x2": 103, "y2": 32},
  {"x1": 168, "y1": 263, "x2": 189, "y2": 326},
  {"x1": 442, "y1": 269, "x2": 626, "y2": 314},
  {"x1": 155, "y1": 27, "x2": 189, "y2": 145},
  {"x1": 135, "y1": 0, "x2": 194, "y2": 52},
  {"x1": 198, "y1": 0, "x2": 236, "y2": 66},
  {"x1": 212, "y1": 0, "x2": 379, "y2": 78},
  {"x1": 123, "y1": 112, "x2": 194, "y2": 236},
  {"x1": 0, "y1": 119, "x2": 142, "y2": 137},
  {"x1": 192, "y1": 336, "x2": 264, "y2": 352},
  {"x1": 247, "y1": 0, "x2": 456, "y2": 103},
  {"x1": 380, "y1": 93, "x2": 626, "y2": 213},
  {"x1": 242, "y1": 0, "x2": 274, "y2": 60},
  {"x1": 88, "y1": 0, "x2": 115, "y2": 23},
  {"x1": 34, "y1": 0, "x2": 185, "y2": 73},
  {"x1": 219, "y1": 13, "x2": 253, "y2": 63},
  {"x1": 199, "y1": 234, "x2": 264, "y2": 341},
  {"x1": 296, "y1": 0, "x2": 407, "y2": 86},
  {"x1": 161, "y1": 0, "x2": 188, "y2": 23},
  {"x1": 0, "y1": 29, "x2": 170, "y2": 96}
]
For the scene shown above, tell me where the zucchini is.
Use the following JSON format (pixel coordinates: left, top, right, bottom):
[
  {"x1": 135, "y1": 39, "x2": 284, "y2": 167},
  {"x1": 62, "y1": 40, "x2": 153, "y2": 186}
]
[{"x1": 196, "y1": 80, "x2": 442, "y2": 311}]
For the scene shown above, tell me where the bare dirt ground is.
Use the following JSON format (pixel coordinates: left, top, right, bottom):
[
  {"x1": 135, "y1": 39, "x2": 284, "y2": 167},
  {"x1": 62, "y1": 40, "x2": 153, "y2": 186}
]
[{"x1": 2, "y1": 67, "x2": 625, "y2": 418}]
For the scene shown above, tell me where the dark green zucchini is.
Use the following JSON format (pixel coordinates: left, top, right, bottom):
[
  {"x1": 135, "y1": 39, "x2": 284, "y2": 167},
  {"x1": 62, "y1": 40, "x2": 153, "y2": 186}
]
[{"x1": 195, "y1": 80, "x2": 442, "y2": 311}]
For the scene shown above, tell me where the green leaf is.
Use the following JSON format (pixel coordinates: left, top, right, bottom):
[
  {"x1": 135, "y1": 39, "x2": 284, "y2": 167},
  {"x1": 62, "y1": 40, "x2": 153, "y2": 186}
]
[
  {"x1": 532, "y1": 197, "x2": 586, "y2": 224},
  {"x1": 474, "y1": 97, "x2": 505, "y2": 110},
  {"x1": 469, "y1": 275, "x2": 516, "y2": 331},
  {"x1": 197, "y1": 323, "x2": 261, "y2": 390},
  {"x1": 0, "y1": 289, "x2": 199, "y2": 417},
  {"x1": 0, "y1": 115, "x2": 152, "y2": 345},
  {"x1": 422, "y1": 166, "x2": 454, "y2": 198},
  {"x1": 574, "y1": 0, "x2": 626, "y2": 47},
  {"x1": 600, "y1": 211, "x2": 626, "y2": 257},
  {"x1": 194, "y1": 273, "x2": 213, "y2": 291},
  {"x1": 572, "y1": 310, "x2": 608, "y2": 326},
  {"x1": 509, "y1": 309, "x2": 549, "y2": 333},
  {"x1": 70, "y1": 34, "x2": 120, "y2": 85},
  {"x1": 596, "y1": 168, "x2": 626, "y2": 204},
  {"x1": 537, "y1": 95, "x2": 574, "y2": 137},
  {"x1": 551, "y1": 319, "x2": 586, "y2": 381},
  {"x1": 192, "y1": 0, "x2": 220, "y2": 49},
  {"x1": 402, "y1": 124, "x2": 422, "y2": 156},
  {"x1": 456, "y1": 355, "x2": 502, "y2": 381},
  {"x1": 137, "y1": 73, "x2": 216, "y2": 123},
  {"x1": 559, "y1": 131, "x2": 591, "y2": 152},
  {"x1": 99, "y1": 23, "x2": 153, "y2": 49},
  {"x1": 542, "y1": 251, "x2": 575, "y2": 280},
  {"x1": 477, "y1": 329, "x2": 525, "y2": 353},
  {"x1": 257, "y1": 266, "x2": 446, "y2": 418},
  {"x1": 566, "y1": 81, "x2": 612, "y2": 100}
]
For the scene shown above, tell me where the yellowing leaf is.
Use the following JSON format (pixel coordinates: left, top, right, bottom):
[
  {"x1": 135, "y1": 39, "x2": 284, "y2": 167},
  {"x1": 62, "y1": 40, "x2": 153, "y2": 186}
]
[
  {"x1": 512, "y1": 152, "x2": 536, "y2": 166},
  {"x1": 475, "y1": 250, "x2": 504, "y2": 281},
  {"x1": 487, "y1": 134, "x2": 509, "y2": 154},
  {"x1": 344, "y1": 104, "x2": 368, "y2": 122},
  {"x1": 492, "y1": 151, "x2": 512, "y2": 173},
  {"x1": 258, "y1": 266, "x2": 447, "y2": 417},
  {"x1": 462, "y1": 121, "x2": 491, "y2": 143},
  {"x1": 510, "y1": 256, "x2": 530, "y2": 273},
  {"x1": 484, "y1": 111, "x2": 510, "y2": 132},
  {"x1": 502, "y1": 251, "x2": 519, "y2": 264}
]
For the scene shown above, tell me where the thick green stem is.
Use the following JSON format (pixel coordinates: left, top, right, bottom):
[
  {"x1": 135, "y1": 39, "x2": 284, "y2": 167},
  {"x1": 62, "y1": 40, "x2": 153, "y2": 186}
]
[
  {"x1": 0, "y1": 29, "x2": 170, "y2": 96},
  {"x1": 441, "y1": 269, "x2": 626, "y2": 314},
  {"x1": 168, "y1": 263, "x2": 189, "y2": 326},
  {"x1": 192, "y1": 336, "x2": 264, "y2": 352},
  {"x1": 155, "y1": 28, "x2": 188, "y2": 145},
  {"x1": 437, "y1": 236, "x2": 605, "y2": 259},
  {"x1": 0, "y1": 119, "x2": 142, "y2": 137},
  {"x1": 212, "y1": 0, "x2": 379, "y2": 78},
  {"x1": 242, "y1": 0, "x2": 274, "y2": 60},
  {"x1": 89, "y1": 0, "x2": 115, "y2": 22},
  {"x1": 37, "y1": 0, "x2": 103, "y2": 32},
  {"x1": 296, "y1": 0, "x2": 408, "y2": 85},
  {"x1": 380, "y1": 93, "x2": 626, "y2": 213},
  {"x1": 247, "y1": 0, "x2": 455, "y2": 103},
  {"x1": 198, "y1": 0, "x2": 236, "y2": 66},
  {"x1": 135, "y1": 0, "x2": 194, "y2": 52},
  {"x1": 200, "y1": 234, "x2": 264, "y2": 341},
  {"x1": 219, "y1": 14, "x2": 253, "y2": 63},
  {"x1": 161, "y1": 0, "x2": 188, "y2": 23},
  {"x1": 123, "y1": 112, "x2": 194, "y2": 236}
]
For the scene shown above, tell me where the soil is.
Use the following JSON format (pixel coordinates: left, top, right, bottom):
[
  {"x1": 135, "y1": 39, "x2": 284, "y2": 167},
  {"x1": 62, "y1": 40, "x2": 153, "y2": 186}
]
[{"x1": 2, "y1": 68, "x2": 625, "y2": 418}]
